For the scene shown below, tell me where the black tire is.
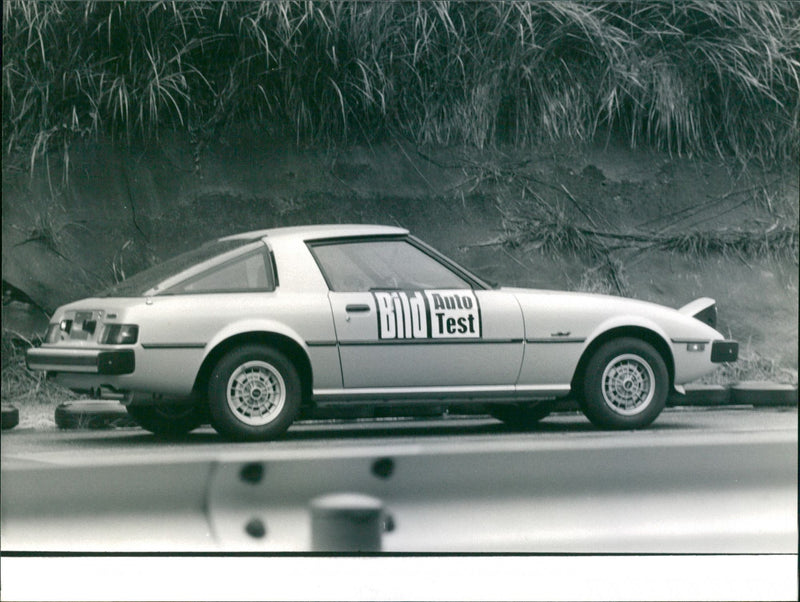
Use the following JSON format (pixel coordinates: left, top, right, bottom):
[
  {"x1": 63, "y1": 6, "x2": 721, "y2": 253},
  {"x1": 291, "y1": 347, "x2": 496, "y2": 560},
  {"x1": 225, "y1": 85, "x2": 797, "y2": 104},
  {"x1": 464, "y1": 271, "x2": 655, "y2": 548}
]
[
  {"x1": 730, "y1": 381, "x2": 798, "y2": 407},
  {"x1": 489, "y1": 402, "x2": 554, "y2": 429},
  {"x1": 582, "y1": 338, "x2": 668, "y2": 429},
  {"x1": 667, "y1": 384, "x2": 730, "y2": 407},
  {"x1": 125, "y1": 404, "x2": 204, "y2": 438},
  {"x1": 2, "y1": 404, "x2": 20, "y2": 430},
  {"x1": 207, "y1": 345, "x2": 301, "y2": 441}
]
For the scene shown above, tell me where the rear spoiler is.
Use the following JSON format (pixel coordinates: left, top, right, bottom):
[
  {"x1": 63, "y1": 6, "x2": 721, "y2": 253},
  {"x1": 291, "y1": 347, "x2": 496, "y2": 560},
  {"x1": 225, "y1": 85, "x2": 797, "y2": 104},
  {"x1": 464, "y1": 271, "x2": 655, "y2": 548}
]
[{"x1": 678, "y1": 297, "x2": 717, "y2": 329}]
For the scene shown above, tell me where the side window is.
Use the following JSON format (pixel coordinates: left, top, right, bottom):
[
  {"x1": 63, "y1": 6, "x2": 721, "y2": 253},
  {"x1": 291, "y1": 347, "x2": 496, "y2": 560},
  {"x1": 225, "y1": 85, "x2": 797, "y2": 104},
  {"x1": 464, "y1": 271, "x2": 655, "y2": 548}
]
[
  {"x1": 164, "y1": 250, "x2": 274, "y2": 294},
  {"x1": 312, "y1": 239, "x2": 470, "y2": 292}
]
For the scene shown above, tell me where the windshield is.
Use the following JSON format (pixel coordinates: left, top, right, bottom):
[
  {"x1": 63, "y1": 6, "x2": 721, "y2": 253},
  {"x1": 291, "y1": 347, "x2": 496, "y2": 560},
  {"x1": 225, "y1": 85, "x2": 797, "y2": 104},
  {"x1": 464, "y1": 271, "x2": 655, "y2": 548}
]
[{"x1": 99, "y1": 238, "x2": 262, "y2": 297}]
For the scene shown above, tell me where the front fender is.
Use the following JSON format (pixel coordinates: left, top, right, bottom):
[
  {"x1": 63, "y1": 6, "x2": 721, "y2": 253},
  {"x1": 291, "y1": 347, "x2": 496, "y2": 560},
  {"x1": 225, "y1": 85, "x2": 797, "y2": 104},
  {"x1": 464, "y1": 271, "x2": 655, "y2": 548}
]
[
  {"x1": 580, "y1": 316, "x2": 677, "y2": 392},
  {"x1": 585, "y1": 315, "x2": 672, "y2": 352}
]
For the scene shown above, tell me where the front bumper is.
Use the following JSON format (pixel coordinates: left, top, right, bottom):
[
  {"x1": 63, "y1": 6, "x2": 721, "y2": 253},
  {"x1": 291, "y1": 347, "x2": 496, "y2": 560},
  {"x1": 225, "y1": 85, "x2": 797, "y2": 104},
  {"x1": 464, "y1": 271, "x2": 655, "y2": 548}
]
[
  {"x1": 711, "y1": 340, "x2": 738, "y2": 363},
  {"x1": 26, "y1": 348, "x2": 135, "y2": 375}
]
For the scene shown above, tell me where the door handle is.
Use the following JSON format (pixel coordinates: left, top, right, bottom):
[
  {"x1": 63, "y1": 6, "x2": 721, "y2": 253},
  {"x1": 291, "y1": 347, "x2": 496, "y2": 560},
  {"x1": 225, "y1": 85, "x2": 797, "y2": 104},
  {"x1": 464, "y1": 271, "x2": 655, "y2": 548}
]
[{"x1": 345, "y1": 304, "x2": 371, "y2": 313}]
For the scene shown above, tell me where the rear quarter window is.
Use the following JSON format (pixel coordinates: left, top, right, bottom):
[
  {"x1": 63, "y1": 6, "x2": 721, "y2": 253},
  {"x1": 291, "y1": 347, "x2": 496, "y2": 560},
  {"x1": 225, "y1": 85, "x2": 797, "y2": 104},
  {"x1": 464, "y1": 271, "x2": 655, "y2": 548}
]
[{"x1": 161, "y1": 250, "x2": 275, "y2": 294}]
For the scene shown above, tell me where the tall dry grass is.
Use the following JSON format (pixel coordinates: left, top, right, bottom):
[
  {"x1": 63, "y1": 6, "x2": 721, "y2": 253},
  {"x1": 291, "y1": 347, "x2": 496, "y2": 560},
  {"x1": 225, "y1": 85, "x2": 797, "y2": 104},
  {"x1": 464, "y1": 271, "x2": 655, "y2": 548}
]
[{"x1": 3, "y1": 1, "x2": 798, "y2": 172}]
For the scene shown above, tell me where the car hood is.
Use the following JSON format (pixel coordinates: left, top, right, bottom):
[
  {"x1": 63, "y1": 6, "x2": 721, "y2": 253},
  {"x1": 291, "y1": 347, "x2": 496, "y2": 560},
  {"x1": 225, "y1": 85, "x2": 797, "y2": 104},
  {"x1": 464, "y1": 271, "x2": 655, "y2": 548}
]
[
  {"x1": 499, "y1": 287, "x2": 724, "y2": 342},
  {"x1": 500, "y1": 286, "x2": 679, "y2": 312}
]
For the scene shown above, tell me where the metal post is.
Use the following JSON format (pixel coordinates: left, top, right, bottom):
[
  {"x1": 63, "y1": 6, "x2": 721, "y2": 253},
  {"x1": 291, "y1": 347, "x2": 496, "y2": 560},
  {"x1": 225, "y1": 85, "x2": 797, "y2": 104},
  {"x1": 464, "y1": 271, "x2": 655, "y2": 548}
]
[{"x1": 310, "y1": 493, "x2": 384, "y2": 552}]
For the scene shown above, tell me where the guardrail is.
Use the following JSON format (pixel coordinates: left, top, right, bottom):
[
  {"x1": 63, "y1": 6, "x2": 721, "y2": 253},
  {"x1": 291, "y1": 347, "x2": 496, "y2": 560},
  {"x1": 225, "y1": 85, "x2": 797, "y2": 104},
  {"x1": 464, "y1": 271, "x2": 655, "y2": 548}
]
[{"x1": 2, "y1": 431, "x2": 796, "y2": 553}]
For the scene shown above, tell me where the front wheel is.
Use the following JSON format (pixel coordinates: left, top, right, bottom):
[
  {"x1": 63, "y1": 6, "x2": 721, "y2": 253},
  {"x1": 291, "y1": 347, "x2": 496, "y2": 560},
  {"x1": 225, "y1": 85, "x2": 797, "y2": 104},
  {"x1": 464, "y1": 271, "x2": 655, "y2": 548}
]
[
  {"x1": 126, "y1": 404, "x2": 204, "y2": 438},
  {"x1": 208, "y1": 345, "x2": 301, "y2": 441},
  {"x1": 582, "y1": 338, "x2": 668, "y2": 429}
]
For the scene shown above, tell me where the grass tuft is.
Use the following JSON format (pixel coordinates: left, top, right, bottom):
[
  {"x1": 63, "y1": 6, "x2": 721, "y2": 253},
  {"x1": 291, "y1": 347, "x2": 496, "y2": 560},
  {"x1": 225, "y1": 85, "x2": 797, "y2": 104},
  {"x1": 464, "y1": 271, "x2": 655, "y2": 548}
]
[
  {"x1": 1, "y1": 330, "x2": 79, "y2": 407},
  {"x1": 577, "y1": 258, "x2": 630, "y2": 297},
  {"x1": 658, "y1": 226, "x2": 799, "y2": 261},
  {"x1": 499, "y1": 199, "x2": 608, "y2": 260},
  {"x1": 701, "y1": 346, "x2": 798, "y2": 387},
  {"x1": 21, "y1": 202, "x2": 78, "y2": 253}
]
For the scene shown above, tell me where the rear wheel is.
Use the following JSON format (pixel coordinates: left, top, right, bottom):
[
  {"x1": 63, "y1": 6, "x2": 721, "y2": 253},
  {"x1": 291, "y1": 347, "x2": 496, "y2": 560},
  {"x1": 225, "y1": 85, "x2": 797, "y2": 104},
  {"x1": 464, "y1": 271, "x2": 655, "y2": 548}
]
[
  {"x1": 208, "y1": 345, "x2": 301, "y2": 441},
  {"x1": 582, "y1": 338, "x2": 668, "y2": 429},
  {"x1": 489, "y1": 402, "x2": 554, "y2": 429},
  {"x1": 126, "y1": 404, "x2": 204, "y2": 438}
]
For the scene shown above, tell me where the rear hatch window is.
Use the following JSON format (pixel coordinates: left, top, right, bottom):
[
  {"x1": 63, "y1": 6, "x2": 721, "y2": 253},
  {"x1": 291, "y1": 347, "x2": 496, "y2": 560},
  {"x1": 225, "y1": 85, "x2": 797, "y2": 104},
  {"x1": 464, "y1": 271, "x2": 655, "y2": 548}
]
[{"x1": 99, "y1": 238, "x2": 261, "y2": 297}]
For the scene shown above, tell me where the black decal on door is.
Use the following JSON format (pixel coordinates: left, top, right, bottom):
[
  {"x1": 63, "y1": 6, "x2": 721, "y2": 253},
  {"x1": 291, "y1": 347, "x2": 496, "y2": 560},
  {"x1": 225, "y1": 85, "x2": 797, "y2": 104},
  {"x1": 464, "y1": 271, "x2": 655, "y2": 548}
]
[{"x1": 372, "y1": 290, "x2": 481, "y2": 340}]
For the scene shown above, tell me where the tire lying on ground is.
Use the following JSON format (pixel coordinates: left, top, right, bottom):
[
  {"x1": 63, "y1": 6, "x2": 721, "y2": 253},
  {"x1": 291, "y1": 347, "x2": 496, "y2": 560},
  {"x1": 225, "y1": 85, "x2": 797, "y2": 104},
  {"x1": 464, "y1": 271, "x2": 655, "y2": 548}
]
[
  {"x1": 2, "y1": 404, "x2": 20, "y2": 430},
  {"x1": 55, "y1": 401, "x2": 139, "y2": 430},
  {"x1": 730, "y1": 381, "x2": 798, "y2": 407}
]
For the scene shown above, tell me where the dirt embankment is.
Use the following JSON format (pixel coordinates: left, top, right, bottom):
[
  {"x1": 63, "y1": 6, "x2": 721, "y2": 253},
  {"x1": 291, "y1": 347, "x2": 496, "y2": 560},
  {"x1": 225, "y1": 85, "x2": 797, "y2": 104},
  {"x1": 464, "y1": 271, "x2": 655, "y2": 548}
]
[{"x1": 2, "y1": 131, "x2": 798, "y2": 379}]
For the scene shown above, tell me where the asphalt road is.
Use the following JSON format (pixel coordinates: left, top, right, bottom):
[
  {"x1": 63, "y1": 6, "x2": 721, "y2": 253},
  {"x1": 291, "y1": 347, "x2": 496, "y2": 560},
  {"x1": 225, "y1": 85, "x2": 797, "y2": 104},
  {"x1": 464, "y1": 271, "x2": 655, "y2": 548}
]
[{"x1": 2, "y1": 406, "x2": 797, "y2": 463}]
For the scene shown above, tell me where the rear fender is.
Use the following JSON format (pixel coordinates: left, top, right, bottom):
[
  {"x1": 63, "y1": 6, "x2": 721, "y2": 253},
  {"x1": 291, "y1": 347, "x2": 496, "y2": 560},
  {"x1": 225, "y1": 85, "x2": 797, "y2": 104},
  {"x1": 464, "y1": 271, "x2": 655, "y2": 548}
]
[
  {"x1": 203, "y1": 319, "x2": 309, "y2": 359},
  {"x1": 196, "y1": 319, "x2": 313, "y2": 403}
]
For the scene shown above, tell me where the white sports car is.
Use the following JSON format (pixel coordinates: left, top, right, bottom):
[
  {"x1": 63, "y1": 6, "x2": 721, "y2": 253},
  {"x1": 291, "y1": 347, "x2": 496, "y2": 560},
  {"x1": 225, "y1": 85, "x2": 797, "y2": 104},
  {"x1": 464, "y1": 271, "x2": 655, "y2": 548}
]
[{"x1": 27, "y1": 224, "x2": 738, "y2": 440}]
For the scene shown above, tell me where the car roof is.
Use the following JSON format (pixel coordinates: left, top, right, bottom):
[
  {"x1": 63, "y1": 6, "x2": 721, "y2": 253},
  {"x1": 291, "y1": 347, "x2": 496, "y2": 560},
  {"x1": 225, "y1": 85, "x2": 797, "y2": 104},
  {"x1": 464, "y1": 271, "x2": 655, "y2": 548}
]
[{"x1": 219, "y1": 224, "x2": 409, "y2": 243}]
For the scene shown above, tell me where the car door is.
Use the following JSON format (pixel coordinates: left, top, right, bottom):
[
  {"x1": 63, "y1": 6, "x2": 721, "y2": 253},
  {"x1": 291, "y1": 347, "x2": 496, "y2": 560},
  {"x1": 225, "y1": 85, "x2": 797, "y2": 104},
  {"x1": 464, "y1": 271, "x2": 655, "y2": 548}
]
[{"x1": 310, "y1": 237, "x2": 524, "y2": 390}]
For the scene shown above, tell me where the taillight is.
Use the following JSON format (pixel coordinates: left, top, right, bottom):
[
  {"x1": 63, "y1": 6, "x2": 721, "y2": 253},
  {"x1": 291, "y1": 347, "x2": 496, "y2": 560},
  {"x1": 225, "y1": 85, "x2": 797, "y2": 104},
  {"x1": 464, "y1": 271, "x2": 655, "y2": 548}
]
[
  {"x1": 102, "y1": 324, "x2": 139, "y2": 345},
  {"x1": 45, "y1": 320, "x2": 73, "y2": 343}
]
